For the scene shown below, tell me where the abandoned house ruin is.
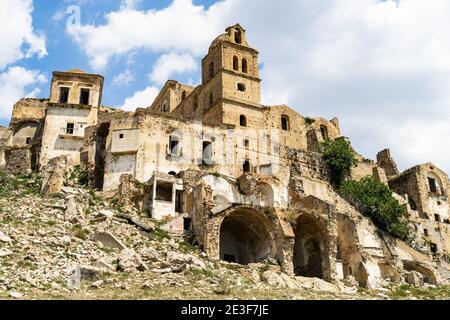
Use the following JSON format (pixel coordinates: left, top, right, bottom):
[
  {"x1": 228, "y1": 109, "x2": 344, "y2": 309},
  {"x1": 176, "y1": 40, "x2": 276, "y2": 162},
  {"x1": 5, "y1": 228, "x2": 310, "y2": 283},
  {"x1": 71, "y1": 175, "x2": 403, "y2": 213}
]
[{"x1": 1, "y1": 24, "x2": 449, "y2": 289}]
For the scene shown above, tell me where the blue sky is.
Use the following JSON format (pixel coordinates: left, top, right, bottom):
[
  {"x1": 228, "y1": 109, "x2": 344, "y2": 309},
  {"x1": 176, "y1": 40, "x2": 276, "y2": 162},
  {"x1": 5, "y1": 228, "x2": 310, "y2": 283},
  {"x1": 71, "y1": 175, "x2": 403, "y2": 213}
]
[{"x1": 1, "y1": 0, "x2": 450, "y2": 173}]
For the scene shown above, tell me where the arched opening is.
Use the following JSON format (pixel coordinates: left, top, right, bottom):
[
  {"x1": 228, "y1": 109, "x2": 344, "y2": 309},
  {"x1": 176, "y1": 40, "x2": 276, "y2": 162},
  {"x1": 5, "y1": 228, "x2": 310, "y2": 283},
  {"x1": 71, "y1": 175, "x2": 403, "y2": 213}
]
[
  {"x1": 320, "y1": 125, "x2": 329, "y2": 140},
  {"x1": 168, "y1": 171, "x2": 177, "y2": 177},
  {"x1": 220, "y1": 209, "x2": 271, "y2": 264},
  {"x1": 242, "y1": 58, "x2": 248, "y2": 74},
  {"x1": 237, "y1": 83, "x2": 246, "y2": 92},
  {"x1": 294, "y1": 214, "x2": 326, "y2": 279},
  {"x1": 181, "y1": 91, "x2": 186, "y2": 100},
  {"x1": 234, "y1": 28, "x2": 242, "y2": 44},
  {"x1": 233, "y1": 56, "x2": 239, "y2": 71},
  {"x1": 281, "y1": 115, "x2": 290, "y2": 131},
  {"x1": 13, "y1": 122, "x2": 38, "y2": 146},
  {"x1": 258, "y1": 183, "x2": 274, "y2": 207},
  {"x1": 239, "y1": 115, "x2": 247, "y2": 127},
  {"x1": 427, "y1": 172, "x2": 443, "y2": 195},
  {"x1": 243, "y1": 159, "x2": 251, "y2": 173}
]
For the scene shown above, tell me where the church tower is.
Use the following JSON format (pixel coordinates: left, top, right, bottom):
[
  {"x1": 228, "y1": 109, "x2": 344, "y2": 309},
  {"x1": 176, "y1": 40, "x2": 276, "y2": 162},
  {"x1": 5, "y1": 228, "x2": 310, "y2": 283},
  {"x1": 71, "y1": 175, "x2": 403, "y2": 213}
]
[{"x1": 201, "y1": 24, "x2": 263, "y2": 127}]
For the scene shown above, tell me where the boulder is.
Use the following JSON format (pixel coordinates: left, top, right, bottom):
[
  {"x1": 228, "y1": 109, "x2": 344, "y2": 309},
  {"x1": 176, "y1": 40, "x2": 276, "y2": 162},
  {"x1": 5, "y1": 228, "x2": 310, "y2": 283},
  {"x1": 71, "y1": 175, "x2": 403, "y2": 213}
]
[
  {"x1": 406, "y1": 271, "x2": 424, "y2": 287},
  {"x1": 118, "y1": 249, "x2": 148, "y2": 272},
  {"x1": 0, "y1": 231, "x2": 12, "y2": 243},
  {"x1": 41, "y1": 155, "x2": 69, "y2": 195},
  {"x1": 0, "y1": 248, "x2": 13, "y2": 257},
  {"x1": 261, "y1": 270, "x2": 286, "y2": 288},
  {"x1": 91, "y1": 232, "x2": 126, "y2": 250}
]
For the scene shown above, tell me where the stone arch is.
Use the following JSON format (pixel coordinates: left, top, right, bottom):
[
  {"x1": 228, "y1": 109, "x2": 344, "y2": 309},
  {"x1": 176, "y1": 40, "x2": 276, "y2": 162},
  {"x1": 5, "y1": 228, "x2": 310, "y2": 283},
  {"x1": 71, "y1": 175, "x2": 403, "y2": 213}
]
[
  {"x1": 281, "y1": 115, "x2": 290, "y2": 131},
  {"x1": 258, "y1": 182, "x2": 274, "y2": 207},
  {"x1": 219, "y1": 208, "x2": 275, "y2": 265},
  {"x1": 234, "y1": 27, "x2": 242, "y2": 44},
  {"x1": 242, "y1": 58, "x2": 248, "y2": 73},
  {"x1": 233, "y1": 56, "x2": 239, "y2": 71},
  {"x1": 293, "y1": 213, "x2": 328, "y2": 279},
  {"x1": 427, "y1": 171, "x2": 443, "y2": 195},
  {"x1": 13, "y1": 121, "x2": 39, "y2": 146},
  {"x1": 239, "y1": 115, "x2": 247, "y2": 127}
]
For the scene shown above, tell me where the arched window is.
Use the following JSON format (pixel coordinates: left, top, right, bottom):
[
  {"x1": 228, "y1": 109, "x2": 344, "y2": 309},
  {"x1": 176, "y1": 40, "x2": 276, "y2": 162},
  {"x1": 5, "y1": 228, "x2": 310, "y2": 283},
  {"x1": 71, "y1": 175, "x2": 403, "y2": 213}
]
[
  {"x1": 237, "y1": 83, "x2": 246, "y2": 92},
  {"x1": 427, "y1": 172, "x2": 443, "y2": 195},
  {"x1": 281, "y1": 115, "x2": 290, "y2": 131},
  {"x1": 320, "y1": 125, "x2": 329, "y2": 140},
  {"x1": 240, "y1": 115, "x2": 247, "y2": 127},
  {"x1": 235, "y1": 28, "x2": 242, "y2": 44},
  {"x1": 242, "y1": 58, "x2": 248, "y2": 74},
  {"x1": 209, "y1": 62, "x2": 214, "y2": 78},
  {"x1": 233, "y1": 56, "x2": 239, "y2": 71},
  {"x1": 161, "y1": 101, "x2": 168, "y2": 112},
  {"x1": 169, "y1": 135, "x2": 180, "y2": 156},
  {"x1": 181, "y1": 91, "x2": 186, "y2": 100}
]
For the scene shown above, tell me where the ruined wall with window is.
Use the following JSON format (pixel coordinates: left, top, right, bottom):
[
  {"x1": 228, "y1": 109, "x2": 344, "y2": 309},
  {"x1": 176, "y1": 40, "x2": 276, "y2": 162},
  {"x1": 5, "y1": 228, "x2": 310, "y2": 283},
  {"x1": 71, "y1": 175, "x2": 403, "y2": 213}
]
[{"x1": 49, "y1": 70, "x2": 103, "y2": 108}]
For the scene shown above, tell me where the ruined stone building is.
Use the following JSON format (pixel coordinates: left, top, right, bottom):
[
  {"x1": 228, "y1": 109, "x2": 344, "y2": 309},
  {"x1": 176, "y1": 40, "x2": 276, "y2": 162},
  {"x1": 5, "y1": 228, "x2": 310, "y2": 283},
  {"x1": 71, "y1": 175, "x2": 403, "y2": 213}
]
[{"x1": 1, "y1": 24, "x2": 449, "y2": 288}]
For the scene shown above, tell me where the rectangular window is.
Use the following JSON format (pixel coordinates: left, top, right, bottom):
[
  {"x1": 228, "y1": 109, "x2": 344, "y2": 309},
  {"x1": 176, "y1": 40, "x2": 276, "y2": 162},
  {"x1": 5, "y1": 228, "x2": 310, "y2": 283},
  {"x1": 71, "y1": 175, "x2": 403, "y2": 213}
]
[
  {"x1": 424, "y1": 229, "x2": 429, "y2": 237},
  {"x1": 119, "y1": 133, "x2": 124, "y2": 139},
  {"x1": 183, "y1": 217, "x2": 192, "y2": 231},
  {"x1": 80, "y1": 89, "x2": 90, "y2": 105},
  {"x1": 155, "y1": 181, "x2": 173, "y2": 202},
  {"x1": 66, "y1": 123, "x2": 74, "y2": 135},
  {"x1": 169, "y1": 136, "x2": 180, "y2": 156},
  {"x1": 202, "y1": 141, "x2": 212, "y2": 164},
  {"x1": 175, "y1": 190, "x2": 183, "y2": 213},
  {"x1": 434, "y1": 214, "x2": 440, "y2": 222},
  {"x1": 59, "y1": 87, "x2": 69, "y2": 103},
  {"x1": 243, "y1": 160, "x2": 251, "y2": 173},
  {"x1": 428, "y1": 177, "x2": 437, "y2": 193},
  {"x1": 26, "y1": 137, "x2": 32, "y2": 145},
  {"x1": 244, "y1": 139, "x2": 249, "y2": 149}
]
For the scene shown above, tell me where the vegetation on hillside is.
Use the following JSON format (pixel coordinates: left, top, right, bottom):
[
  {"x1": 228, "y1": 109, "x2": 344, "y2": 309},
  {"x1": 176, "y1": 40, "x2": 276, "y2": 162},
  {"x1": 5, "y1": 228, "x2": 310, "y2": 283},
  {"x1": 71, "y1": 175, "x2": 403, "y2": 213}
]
[{"x1": 339, "y1": 176, "x2": 413, "y2": 242}]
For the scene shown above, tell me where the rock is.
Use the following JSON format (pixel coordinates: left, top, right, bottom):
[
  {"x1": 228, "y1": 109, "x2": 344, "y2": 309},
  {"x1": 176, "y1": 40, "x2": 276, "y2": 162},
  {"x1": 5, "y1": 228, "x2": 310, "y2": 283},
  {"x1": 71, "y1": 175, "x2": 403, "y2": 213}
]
[
  {"x1": 9, "y1": 291, "x2": 23, "y2": 299},
  {"x1": 140, "y1": 247, "x2": 160, "y2": 262},
  {"x1": 98, "y1": 209, "x2": 114, "y2": 219},
  {"x1": 90, "y1": 280, "x2": 104, "y2": 289},
  {"x1": 0, "y1": 231, "x2": 12, "y2": 242},
  {"x1": 41, "y1": 155, "x2": 69, "y2": 195},
  {"x1": 279, "y1": 273, "x2": 299, "y2": 289},
  {"x1": 344, "y1": 275, "x2": 359, "y2": 288},
  {"x1": 151, "y1": 268, "x2": 172, "y2": 274},
  {"x1": 117, "y1": 174, "x2": 145, "y2": 212},
  {"x1": 65, "y1": 196, "x2": 81, "y2": 224},
  {"x1": 406, "y1": 271, "x2": 424, "y2": 287},
  {"x1": 61, "y1": 186, "x2": 76, "y2": 194},
  {"x1": 166, "y1": 252, "x2": 192, "y2": 265},
  {"x1": 118, "y1": 249, "x2": 148, "y2": 272},
  {"x1": 261, "y1": 270, "x2": 286, "y2": 288},
  {"x1": 91, "y1": 232, "x2": 126, "y2": 250},
  {"x1": 0, "y1": 248, "x2": 13, "y2": 257},
  {"x1": 251, "y1": 269, "x2": 261, "y2": 283}
]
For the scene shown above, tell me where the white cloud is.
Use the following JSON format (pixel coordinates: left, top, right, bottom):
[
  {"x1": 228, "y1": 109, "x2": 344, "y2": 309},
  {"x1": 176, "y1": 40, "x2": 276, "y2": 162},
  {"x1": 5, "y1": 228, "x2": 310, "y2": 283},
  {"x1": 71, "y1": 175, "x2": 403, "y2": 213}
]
[
  {"x1": 66, "y1": 0, "x2": 227, "y2": 70},
  {"x1": 0, "y1": 0, "x2": 47, "y2": 70},
  {"x1": 149, "y1": 53, "x2": 197, "y2": 85},
  {"x1": 122, "y1": 86, "x2": 159, "y2": 111},
  {"x1": 69, "y1": 0, "x2": 450, "y2": 172},
  {"x1": 113, "y1": 70, "x2": 134, "y2": 86},
  {"x1": 0, "y1": 67, "x2": 47, "y2": 119}
]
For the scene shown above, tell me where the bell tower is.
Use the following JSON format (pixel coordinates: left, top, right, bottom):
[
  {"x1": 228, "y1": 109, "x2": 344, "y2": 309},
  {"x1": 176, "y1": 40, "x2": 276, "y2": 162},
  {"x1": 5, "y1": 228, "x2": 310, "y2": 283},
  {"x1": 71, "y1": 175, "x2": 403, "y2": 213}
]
[{"x1": 201, "y1": 24, "x2": 262, "y2": 126}]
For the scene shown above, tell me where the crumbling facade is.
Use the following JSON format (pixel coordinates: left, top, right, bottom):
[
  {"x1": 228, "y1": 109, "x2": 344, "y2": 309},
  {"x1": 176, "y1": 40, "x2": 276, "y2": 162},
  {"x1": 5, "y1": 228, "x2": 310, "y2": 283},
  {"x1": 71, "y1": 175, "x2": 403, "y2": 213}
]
[{"x1": 1, "y1": 24, "x2": 449, "y2": 289}]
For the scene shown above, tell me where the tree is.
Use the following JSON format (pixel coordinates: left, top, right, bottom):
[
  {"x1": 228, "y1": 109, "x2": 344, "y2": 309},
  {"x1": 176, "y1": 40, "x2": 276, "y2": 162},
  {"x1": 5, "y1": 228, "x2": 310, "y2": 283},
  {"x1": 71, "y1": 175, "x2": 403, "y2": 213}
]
[{"x1": 321, "y1": 139, "x2": 357, "y2": 186}]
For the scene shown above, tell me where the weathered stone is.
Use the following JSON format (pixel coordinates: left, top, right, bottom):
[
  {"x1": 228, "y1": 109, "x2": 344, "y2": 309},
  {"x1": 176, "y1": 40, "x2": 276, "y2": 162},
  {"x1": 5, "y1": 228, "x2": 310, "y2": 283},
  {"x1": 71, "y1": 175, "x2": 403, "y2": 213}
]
[
  {"x1": 0, "y1": 231, "x2": 12, "y2": 243},
  {"x1": 91, "y1": 232, "x2": 126, "y2": 250},
  {"x1": 118, "y1": 249, "x2": 148, "y2": 272},
  {"x1": 261, "y1": 271, "x2": 286, "y2": 288},
  {"x1": 406, "y1": 271, "x2": 424, "y2": 287},
  {"x1": 41, "y1": 155, "x2": 69, "y2": 195},
  {"x1": 0, "y1": 248, "x2": 13, "y2": 257}
]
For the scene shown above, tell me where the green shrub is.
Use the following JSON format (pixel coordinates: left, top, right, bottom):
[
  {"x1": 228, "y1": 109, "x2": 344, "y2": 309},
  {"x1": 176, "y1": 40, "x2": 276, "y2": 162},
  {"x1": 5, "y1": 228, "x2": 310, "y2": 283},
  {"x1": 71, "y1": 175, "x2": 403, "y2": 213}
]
[
  {"x1": 320, "y1": 139, "x2": 357, "y2": 186},
  {"x1": 0, "y1": 170, "x2": 42, "y2": 198},
  {"x1": 304, "y1": 117, "x2": 316, "y2": 125},
  {"x1": 340, "y1": 176, "x2": 413, "y2": 242}
]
